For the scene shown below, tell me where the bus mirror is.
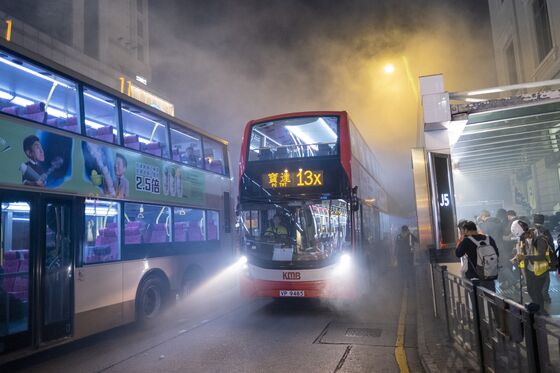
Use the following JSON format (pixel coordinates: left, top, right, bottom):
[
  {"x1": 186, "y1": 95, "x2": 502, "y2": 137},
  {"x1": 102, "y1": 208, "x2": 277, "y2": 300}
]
[{"x1": 351, "y1": 186, "x2": 359, "y2": 211}]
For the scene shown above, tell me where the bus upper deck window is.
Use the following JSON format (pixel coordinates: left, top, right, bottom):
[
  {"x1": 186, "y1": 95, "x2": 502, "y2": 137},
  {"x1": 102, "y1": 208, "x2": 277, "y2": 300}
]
[
  {"x1": 0, "y1": 52, "x2": 79, "y2": 133},
  {"x1": 84, "y1": 87, "x2": 119, "y2": 144},
  {"x1": 122, "y1": 104, "x2": 169, "y2": 158}
]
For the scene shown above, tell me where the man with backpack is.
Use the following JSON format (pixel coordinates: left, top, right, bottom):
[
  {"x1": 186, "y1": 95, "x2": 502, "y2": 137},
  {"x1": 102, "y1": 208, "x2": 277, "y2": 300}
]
[{"x1": 456, "y1": 220, "x2": 499, "y2": 291}]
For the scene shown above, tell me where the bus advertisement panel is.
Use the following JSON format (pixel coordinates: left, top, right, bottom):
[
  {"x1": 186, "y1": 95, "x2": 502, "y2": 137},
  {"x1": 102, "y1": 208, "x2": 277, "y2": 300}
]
[{"x1": 0, "y1": 117, "x2": 206, "y2": 205}]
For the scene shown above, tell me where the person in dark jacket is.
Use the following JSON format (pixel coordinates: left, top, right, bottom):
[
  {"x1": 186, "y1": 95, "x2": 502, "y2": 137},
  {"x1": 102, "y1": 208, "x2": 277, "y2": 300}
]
[{"x1": 456, "y1": 220, "x2": 499, "y2": 291}]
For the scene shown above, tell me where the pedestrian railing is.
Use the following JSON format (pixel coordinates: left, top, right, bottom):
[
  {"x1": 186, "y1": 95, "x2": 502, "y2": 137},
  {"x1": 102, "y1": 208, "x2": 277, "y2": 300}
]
[{"x1": 431, "y1": 264, "x2": 560, "y2": 373}]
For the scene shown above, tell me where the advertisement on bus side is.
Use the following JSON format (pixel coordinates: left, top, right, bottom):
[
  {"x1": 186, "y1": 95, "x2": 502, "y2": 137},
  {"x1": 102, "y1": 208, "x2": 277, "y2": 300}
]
[{"x1": 0, "y1": 118, "x2": 207, "y2": 205}]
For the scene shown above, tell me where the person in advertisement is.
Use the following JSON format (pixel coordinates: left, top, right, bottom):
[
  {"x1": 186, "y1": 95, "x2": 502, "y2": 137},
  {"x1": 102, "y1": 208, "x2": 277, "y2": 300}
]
[
  {"x1": 20, "y1": 134, "x2": 64, "y2": 187},
  {"x1": 114, "y1": 153, "x2": 129, "y2": 198}
]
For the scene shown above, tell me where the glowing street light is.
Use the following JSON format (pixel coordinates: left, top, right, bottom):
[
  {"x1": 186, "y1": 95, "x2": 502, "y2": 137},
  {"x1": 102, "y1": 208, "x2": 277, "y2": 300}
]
[{"x1": 384, "y1": 63, "x2": 395, "y2": 74}]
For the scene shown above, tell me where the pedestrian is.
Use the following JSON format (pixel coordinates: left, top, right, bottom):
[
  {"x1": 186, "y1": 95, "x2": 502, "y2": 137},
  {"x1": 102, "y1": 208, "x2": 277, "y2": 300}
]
[
  {"x1": 532, "y1": 214, "x2": 557, "y2": 303},
  {"x1": 395, "y1": 225, "x2": 418, "y2": 281},
  {"x1": 456, "y1": 220, "x2": 499, "y2": 291},
  {"x1": 511, "y1": 219, "x2": 550, "y2": 315}
]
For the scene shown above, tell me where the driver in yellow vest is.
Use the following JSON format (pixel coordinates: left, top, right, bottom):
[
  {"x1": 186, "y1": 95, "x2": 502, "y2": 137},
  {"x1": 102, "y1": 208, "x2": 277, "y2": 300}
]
[{"x1": 264, "y1": 214, "x2": 288, "y2": 239}]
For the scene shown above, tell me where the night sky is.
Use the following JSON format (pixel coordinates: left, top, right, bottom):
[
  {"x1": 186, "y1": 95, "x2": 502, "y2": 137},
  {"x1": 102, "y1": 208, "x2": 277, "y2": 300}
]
[{"x1": 149, "y1": 0, "x2": 496, "y2": 216}]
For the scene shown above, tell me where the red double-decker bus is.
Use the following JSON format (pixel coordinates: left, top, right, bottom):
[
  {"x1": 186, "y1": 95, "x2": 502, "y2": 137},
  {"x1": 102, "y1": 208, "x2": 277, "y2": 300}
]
[{"x1": 238, "y1": 111, "x2": 390, "y2": 300}]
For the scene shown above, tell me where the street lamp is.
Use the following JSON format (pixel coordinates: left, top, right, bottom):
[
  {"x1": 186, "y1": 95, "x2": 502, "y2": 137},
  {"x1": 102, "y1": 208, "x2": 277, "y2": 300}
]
[{"x1": 384, "y1": 63, "x2": 395, "y2": 74}]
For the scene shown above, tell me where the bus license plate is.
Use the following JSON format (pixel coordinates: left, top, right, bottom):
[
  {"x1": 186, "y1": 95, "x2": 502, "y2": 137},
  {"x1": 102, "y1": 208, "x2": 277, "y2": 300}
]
[{"x1": 279, "y1": 290, "x2": 304, "y2": 297}]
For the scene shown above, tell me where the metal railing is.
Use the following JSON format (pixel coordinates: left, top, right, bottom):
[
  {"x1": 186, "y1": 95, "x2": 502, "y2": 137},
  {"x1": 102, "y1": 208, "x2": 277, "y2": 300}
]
[{"x1": 431, "y1": 264, "x2": 560, "y2": 372}]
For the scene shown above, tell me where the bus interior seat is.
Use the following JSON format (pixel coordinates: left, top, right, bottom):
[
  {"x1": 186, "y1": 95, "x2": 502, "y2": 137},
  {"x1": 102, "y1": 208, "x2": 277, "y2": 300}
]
[
  {"x1": 187, "y1": 222, "x2": 204, "y2": 241},
  {"x1": 10, "y1": 276, "x2": 28, "y2": 301},
  {"x1": 2, "y1": 102, "x2": 46, "y2": 123},
  {"x1": 124, "y1": 135, "x2": 141, "y2": 150},
  {"x1": 208, "y1": 160, "x2": 223, "y2": 173},
  {"x1": 207, "y1": 221, "x2": 218, "y2": 240},
  {"x1": 174, "y1": 222, "x2": 188, "y2": 241},
  {"x1": 259, "y1": 148, "x2": 273, "y2": 160},
  {"x1": 275, "y1": 147, "x2": 288, "y2": 159},
  {"x1": 142, "y1": 142, "x2": 162, "y2": 157},
  {"x1": 317, "y1": 143, "x2": 331, "y2": 156},
  {"x1": 124, "y1": 221, "x2": 143, "y2": 244},
  {"x1": 149, "y1": 223, "x2": 168, "y2": 243},
  {"x1": 95, "y1": 125, "x2": 116, "y2": 143},
  {"x1": 172, "y1": 147, "x2": 181, "y2": 162},
  {"x1": 1, "y1": 251, "x2": 20, "y2": 292}
]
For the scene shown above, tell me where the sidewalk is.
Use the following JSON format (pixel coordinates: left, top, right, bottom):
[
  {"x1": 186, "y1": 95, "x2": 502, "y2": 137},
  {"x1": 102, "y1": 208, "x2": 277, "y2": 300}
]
[{"x1": 414, "y1": 259, "x2": 478, "y2": 373}]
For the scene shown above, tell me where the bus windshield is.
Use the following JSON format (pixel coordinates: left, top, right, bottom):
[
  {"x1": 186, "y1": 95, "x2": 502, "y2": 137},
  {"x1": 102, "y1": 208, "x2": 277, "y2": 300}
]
[
  {"x1": 248, "y1": 116, "x2": 339, "y2": 161},
  {"x1": 241, "y1": 200, "x2": 348, "y2": 265}
]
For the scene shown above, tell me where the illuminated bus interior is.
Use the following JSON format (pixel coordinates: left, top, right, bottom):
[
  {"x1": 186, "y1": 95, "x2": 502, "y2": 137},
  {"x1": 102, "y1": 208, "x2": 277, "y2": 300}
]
[
  {"x1": 0, "y1": 49, "x2": 227, "y2": 175},
  {"x1": 248, "y1": 116, "x2": 339, "y2": 161},
  {"x1": 241, "y1": 200, "x2": 348, "y2": 264}
]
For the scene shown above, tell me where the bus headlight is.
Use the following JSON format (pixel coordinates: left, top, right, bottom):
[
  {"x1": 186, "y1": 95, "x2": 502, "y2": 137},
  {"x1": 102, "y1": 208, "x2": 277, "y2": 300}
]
[
  {"x1": 334, "y1": 253, "x2": 352, "y2": 276},
  {"x1": 238, "y1": 255, "x2": 248, "y2": 265}
]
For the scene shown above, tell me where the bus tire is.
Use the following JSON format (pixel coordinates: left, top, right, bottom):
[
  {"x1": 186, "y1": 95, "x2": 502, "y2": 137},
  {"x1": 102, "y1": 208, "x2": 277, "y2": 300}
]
[{"x1": 136, "y1": 276, "x2": 166, "y2": 322}]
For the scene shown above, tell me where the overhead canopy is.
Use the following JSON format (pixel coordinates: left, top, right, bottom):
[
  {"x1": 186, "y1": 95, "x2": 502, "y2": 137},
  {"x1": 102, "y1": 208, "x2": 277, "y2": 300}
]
[{"x1": 451, "y1": 99, "x2": 560, "y2": 177}]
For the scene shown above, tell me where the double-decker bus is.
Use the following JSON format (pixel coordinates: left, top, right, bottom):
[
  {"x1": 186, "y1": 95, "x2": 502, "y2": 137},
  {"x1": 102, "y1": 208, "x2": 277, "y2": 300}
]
[
  {"x1": 238, "y1": 111, "x2": 390, "y2": 300},
  {"x1": 0, "y1": 41, "x2": 233, "y2": 361}
]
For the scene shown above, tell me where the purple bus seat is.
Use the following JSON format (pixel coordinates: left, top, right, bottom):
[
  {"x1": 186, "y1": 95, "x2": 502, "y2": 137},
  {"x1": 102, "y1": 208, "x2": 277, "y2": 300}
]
[
  {"x1": 174, "y1": 222, "x2": 187, "y2": 242},
  {"x1": 124, "y1": 135, "x2": 141, "y2": 150},
  {"x1": 95, "y1": 125, "x2": 116, "y2": 143},
  {"x1": 10, "y1": 276, "x2": 28, "y2": 301},
  {"x1": 86, "y1": 127, "x2": 97, "y2": 137},
  {"x1": 149, "y1": 223, "x2": 168, "y2": 243},
  {"x1": 172, "y1": 147, "x2": 181, "y2": 161},
  {"x1": 187, "y1": 223, "x2": 204, "y2": 241},
  {"x1": 207, "y1": 222, "x2": 218, "y2": 240},
  {"x1": 125, "y1": 228, "x2": 142, "y2": 244},
  {"x1": 209, "y1": 160, "x2": 223, "y2": 174},
  {"x1": 1, "y1": 105, "x2": 18, "y2": 115},
  {"x1": 142, "y1": 142, "x2": 162, "y2": 157},
  {"x1": 2, "y1": 251, "x2": 19, "y2": 292}
]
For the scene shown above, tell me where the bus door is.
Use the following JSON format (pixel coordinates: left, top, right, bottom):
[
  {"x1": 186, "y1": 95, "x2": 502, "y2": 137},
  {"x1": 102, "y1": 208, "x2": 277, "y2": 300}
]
[
  {"x1": 39, "y1": 198, "x2": 74, "y2": 343},
  {"x1": 0, "y1": 194, "x2": 74, "y2": 355},
  {"x1": 1, "y1": 195, "x2": 33, "y2": 353}
]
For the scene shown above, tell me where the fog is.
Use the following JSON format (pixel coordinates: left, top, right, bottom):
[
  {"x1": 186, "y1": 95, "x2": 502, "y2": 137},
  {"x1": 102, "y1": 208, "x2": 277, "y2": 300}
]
[{"x1": 148, "y1": 0, "x2": 496, "y2": 217}]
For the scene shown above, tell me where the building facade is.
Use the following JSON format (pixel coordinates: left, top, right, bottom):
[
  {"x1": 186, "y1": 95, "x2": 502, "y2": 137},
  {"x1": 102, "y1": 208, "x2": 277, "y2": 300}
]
[
  {"x1": 0, "y1": 0, "x2": 150, "y2": 91},
  {"x1": 488, "y1": 0, "x2": 560, "y2": 84}
]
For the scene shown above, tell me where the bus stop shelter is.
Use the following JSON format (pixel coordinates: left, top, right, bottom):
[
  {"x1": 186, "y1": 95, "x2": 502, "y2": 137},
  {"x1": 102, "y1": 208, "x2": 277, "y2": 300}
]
[{"x1": 413, "y1": 75, "x2": 560, "y2": 258}]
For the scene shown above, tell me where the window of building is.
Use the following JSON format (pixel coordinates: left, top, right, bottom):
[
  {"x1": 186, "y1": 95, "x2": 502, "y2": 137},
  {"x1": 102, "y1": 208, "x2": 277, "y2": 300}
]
[
  {"x1": 83, "y1": 87, "x2": 119, "y2": 144},
  {"x1": 203, "y1": 137, "x2": 227, "y2": 174},
  {"x1": 137, "y1": 19, "x2": 144, "y2": 39},
  {"x1": 173, "y1": 208, "x2": 205, "y2": 242},
  {"x1": 84, "y1": 0, "x2": 99, "y2": 59},
  {"x1": 206, "y1": 210, "x2": 219, "y2": 240},
  {"x1": 122, "y1": 104, "x2": 169, "y2": 158},
  {"x1": 532, "y1": 0, "x2": 553, "y2": 63},
  {"x1": 0, "y1": 51, "x2": 79, "y2": 132},
  {"x1": 84, "y1": 199, "x2": 120, "y2": 264},
  {"x1": 137, "y1": 0, "x2": 144, "y2": 13},
  {"x1": 124, "y1": 203, "x2": 171, "y2": 245},
  {"x1": 137, "y1": 44, "x2": 145, "y2": 63},
  {"x1": 505, "y1": 41, "x2": 518, "y2": 84},
  {"x1": 170, "y1": 124, "x2": 203, "y2": 168}
]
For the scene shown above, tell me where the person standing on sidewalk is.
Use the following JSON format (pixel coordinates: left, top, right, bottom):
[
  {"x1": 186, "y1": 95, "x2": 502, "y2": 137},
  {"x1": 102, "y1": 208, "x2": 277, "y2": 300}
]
[
  {"x1": 455, "y1": 220, "x2": 499, "y2": 291},
  {"x1": 511, "y1": 219, "x2": 550, "y2": 315},
  {"x1": 395, "y1": 225, "x2": 418, "y2": 281}
]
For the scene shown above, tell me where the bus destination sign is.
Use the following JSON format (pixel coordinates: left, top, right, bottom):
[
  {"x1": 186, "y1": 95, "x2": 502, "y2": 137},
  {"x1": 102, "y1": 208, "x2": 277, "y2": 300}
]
[{"x1": 262, "y1": 169, "x2": 323, "y2": 189}]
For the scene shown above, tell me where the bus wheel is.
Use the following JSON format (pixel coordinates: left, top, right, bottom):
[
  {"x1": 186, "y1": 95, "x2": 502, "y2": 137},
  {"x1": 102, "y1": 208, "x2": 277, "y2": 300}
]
[{"x1": 137, "y1": 277, "x2": 165, "y2": 321}]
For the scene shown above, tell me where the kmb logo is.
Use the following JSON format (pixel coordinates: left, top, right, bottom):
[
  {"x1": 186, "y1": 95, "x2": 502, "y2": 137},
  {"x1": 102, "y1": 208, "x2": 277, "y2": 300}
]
[{"x1": 282, "y1": 272, "x2": 301, "y2": 280}]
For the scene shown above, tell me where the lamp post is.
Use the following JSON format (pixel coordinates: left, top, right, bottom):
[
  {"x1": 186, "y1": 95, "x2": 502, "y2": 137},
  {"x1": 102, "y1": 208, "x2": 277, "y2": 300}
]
[{"x1": 383, "y1": 56, "x2": 418, "y2": 102}]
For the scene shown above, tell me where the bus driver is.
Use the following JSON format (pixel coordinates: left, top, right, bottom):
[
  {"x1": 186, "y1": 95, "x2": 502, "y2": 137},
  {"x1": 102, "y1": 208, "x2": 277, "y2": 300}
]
[{"x1": 264, "y1": 214, "x2": 288, "y2": 240}]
